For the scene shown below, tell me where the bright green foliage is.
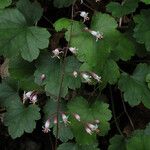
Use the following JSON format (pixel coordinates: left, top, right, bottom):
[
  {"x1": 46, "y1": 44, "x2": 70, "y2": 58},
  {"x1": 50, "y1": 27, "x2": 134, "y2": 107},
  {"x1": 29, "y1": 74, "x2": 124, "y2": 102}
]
[
  {"x1": 17, "y1": 0, "x2": 43, "y2": 25},
  {"x1": 68, "y1": 97, "x2": 112, "y2": 145},
  {"x1": 141, "y1": 0, "x2": 150, "y2": 4},
  {"x1": 34, "y1": 52, "x2": 81, "y2": 97},
  {"x1": 108, "y1": 135, "x2": 126, "y2": 150},
  {"x1": 119, "y1": 63, "x2": 150, "y2": 108},
  {"x1": 53, "y1": 0, "x2": 74, "y2": 8},
  {"x1": 133, "y1": 10, "x2": 150, "y2": 51},
  {"x1": 0, "y1": 80, "x2": 41, "y2": 139},
  {"x1": 54, "y1": 18, "x2": 71, "y2": 32},
  {"x1": 58, "y1": 13, "x2": 135, "y2": 85},
  {"x1": 0, "y1": 0, "x2": 12, "y2": 9},
  {"x1": 0, "y1": 9, "x2": 50, "y2": 61},
  {"x1": 58, "y1": 142, "x2": 99, "y2": 150},
  {"x1": 106, "y1": 0, "x2": 139, "y2": 18}
]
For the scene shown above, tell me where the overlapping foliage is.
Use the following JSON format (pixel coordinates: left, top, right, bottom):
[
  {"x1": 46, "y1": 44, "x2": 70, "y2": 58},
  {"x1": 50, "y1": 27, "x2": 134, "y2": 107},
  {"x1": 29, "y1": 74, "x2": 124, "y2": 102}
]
[{"x1": 0, "y1": 0, "x2": 150, "y2": 149}]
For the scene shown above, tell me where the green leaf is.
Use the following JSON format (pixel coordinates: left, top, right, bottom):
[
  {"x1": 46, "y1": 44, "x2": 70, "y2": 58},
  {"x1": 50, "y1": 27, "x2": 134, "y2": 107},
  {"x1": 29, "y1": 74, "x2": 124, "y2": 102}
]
[
  {"x1": 102, "y1": 59, "x2": 120, "y2": 84},
  {"x1": 53, "y1": 124, "x2": 73, "y2": 142},
  {"x1": 53, "y1": 0, "x2": 74, "y2": 8},
  {"x1": 44, "y1": 98, "x2": 66, "y2": 120},
  {"x1": 9, "y1": 57, "x2": 41, "y2": 91},
  {"x1": 0, "y1": 0, "x2": 12, "y2": 9},
  {"x1": 126, "y1": 130, "x2": 150, "y2": 150},
  {"x1": 4, "y1": 102, "x2": 40, "y2": 139},
  {"x1": 108, "y1": 135, "x2": 126, "y2": 150},
  {"x1": 58, "y1": 143, "x2": 78, "y2": 150},
  {"x1": 0, "y1": 79, "x2": 18, "y2": 107},
  {"x1": 141, "y1": 0, "x2": 150, "y2": 4},
  {"x1": 133, "y1": 10, "x2": 150, "y2": 51},
  {"x1": 17, "y1": 0, "x2": 43, "y2": 25},
  {"x1": 118, "y1": 63, "x2": 150, "y2": 108},
  {"x1": 146, "y1": 73, "x2": 150, "y2": 89},
  {"x1": 91, "y1": 13, "x2": 135, "y2": 62},
  {"x1": 58, "y1": 143, "x2": 99, "y2": 150},
  {"x1": 0, "y1": 9, "x2": 50, "y2": 61},
  {"x1": 0, "y1": 80, "x2": 40, "y2": 139},
  {"x1": 107, "y1": 0, "x2": 139, "y2": 17},
  {"x1": 109, "y1": 123, "x2": 150, "y2": 150},
  {"x1": 68, "y1": 97, "x2": 112, "y2": 145},
  {"x1": 54, "y1": 18, "x2": 71, "y2": 32},
  {"x1": 34, "y1": 52, "x2": 81, "y2": 97}
]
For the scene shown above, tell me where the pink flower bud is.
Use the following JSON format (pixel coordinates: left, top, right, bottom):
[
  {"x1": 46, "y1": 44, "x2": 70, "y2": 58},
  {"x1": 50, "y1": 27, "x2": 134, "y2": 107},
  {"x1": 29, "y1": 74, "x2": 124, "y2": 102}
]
[
  {"x1": 91, "y1": 72, "x2": 101, "y2": 82},
  {"x1": 62, "y1": 113, "x2": 70, "y2": 124},
  {"x1": 42, "y1": 119, "x2": 50, "y2": 133},
  {"x1": 69, "y1": 47, "x2": 78, "y2": 54},
  {"x1": 73, "y1": 71, "x2": 78, "y2": 78},
  {"x1": 30, "y1": 94, "x2": 37, "y2": 104},
  {"x1": 74, "y1": 113, "x2": 81, "y2": 121},
  {"x1": 40, "y1": 74, "x2": 46, "y2": 81},
  {"x1": 26, "y1": 91, "x2": 33, "y2": 98},
  {"x1": 87, "y1": 123, "x2": 98, "y2": 131},
  {"x1": 85, "y1": 127, "x2": 93, "y2": 135}
]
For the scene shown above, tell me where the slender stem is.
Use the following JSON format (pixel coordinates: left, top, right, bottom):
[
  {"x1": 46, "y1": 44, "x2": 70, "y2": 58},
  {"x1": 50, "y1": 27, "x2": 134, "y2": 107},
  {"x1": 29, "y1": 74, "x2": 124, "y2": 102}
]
[
  {"x1": 121, "y1": 92, "x2": 135, "y2": 130},
  {"x1": 109, "y1": 85, "x2": 124, "y2": 136},
  {"x1": 54, "y1": 2, "x2": 75, "y2": 149}
]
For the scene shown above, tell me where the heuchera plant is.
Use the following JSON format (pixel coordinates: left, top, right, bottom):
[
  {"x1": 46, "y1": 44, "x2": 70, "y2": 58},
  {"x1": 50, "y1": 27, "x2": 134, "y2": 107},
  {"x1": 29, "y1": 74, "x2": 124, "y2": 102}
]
[{"x1": 0, "y1": 0, "x2": 150, "y2": 149}]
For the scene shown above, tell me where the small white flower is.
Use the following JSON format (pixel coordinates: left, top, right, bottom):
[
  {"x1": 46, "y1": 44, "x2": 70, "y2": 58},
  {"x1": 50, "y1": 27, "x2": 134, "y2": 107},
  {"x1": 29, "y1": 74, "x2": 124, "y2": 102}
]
[
  {"x1": 42, "y1": 119, "x2": 50, "y2": 133},
  {"x1": 96, "y1": 0, "x2": 100, "y2": 2},
  {"x1": 30, "y1": 94, "x2": 37, "y2": 104},
  {"x1": 91, "y1": 72, "x2": 101, "y2": 82},
  {"x1": 87, "y1": 123, "x2": 98, "y2": 131},
  {"x1": 85, "y1": 127, "x2": 93, "y2": 135},
  {"x1": 23, "y1": 91, "x2": 33, "y2": 103},
  {"x1": 81, "y1": 73, "x2": 92, "y2": 83},
  {"x1": 26, "y1": 91, "x2": 33, "y2": 98},
  {"x1": 80, "y1": 11, "x2": 89, "y2": 22},
  {"x1": 90, "y1": 30, "x2": 103, "y2": 42},
  {"x1": 73, "y1": 113, "x2": 81, "y2": 121},
  {"x1": 62, "y1": 113, "x2": 70, "y2": 125},
  {"x1": 73, "y1": 71, "x2": 78, "y2": 78},
  {"x1": 69, "y1": 47, "x2": 78, "y2": 54},
  {"x1": 40, "y1": 74, "x2": 46, "y2": 81},
  {"x1": 52, "y1": 48, "x2": 63, "y2": 59}
]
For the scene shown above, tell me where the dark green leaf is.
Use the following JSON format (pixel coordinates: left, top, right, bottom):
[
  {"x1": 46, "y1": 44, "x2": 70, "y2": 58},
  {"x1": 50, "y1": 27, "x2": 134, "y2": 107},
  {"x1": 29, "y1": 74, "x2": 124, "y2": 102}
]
[{"x1": 0, "y1": 9, "x2": 50, "y2": 61}]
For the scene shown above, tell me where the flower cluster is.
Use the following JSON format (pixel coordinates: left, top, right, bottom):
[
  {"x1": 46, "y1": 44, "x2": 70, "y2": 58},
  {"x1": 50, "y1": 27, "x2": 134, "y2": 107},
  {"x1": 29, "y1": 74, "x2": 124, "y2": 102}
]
[
  {"x1": 23, "y1": 91, "x2": 38, "y2": 104},
  {"x1": 72, "y1": 71, "x2": 101, "y2": 83},
  {"x1": 51, "y1": 47, "x2": 78, "y2": 59},
  {"x1": 42, "y1": 112, "x2": 100, "y2": 136},
  {"x1": 84, "y1": 27, "x2": 103, "y2": 42},
  {"x1": 85, "y1": 123, "x2": 99, "y2": 135}
]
